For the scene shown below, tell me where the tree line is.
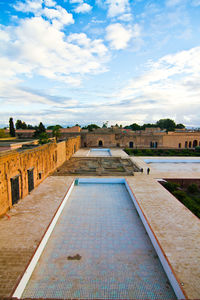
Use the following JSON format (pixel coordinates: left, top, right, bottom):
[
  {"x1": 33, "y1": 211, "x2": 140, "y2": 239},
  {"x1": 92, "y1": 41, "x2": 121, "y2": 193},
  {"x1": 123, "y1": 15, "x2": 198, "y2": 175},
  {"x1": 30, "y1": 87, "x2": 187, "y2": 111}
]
[
  {"x1": 8, "y1": 118, "x2": 62, "y2": 143},
  {"x1": 7, "y1": 117, "x2": 186, "y2": 139}
]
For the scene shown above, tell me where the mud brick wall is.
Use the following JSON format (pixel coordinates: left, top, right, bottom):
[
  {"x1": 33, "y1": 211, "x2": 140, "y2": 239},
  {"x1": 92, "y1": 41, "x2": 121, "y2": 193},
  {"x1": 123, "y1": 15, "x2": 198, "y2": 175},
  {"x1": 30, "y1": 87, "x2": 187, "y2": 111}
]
[{"x1": 0, "y1": 136, "x2": 80, "y2": 216}]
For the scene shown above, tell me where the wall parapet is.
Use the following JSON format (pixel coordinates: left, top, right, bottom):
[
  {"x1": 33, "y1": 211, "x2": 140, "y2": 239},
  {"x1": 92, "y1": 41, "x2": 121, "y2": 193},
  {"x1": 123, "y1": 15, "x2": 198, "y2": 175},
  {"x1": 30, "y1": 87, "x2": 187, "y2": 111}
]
[{"x1": 0, "y1": 136, "x2": 81, "y2": 216}]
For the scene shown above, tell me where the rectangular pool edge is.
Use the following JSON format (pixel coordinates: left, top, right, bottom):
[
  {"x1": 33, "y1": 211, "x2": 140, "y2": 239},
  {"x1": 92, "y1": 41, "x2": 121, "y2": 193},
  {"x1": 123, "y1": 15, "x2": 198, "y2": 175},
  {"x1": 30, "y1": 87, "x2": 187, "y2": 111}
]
[{"x1": 13, "y1": 177, "x2": 186, "y2": 300}]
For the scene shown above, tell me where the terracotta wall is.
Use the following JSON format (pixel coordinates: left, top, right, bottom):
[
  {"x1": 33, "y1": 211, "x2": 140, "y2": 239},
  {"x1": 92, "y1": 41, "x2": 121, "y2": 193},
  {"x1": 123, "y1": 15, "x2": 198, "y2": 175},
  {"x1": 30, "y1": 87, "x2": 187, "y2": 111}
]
[
  {"x1": 0, "y1": 136, "x2": 80, "y2": 216},
  {"x1": 162, "y1": 133, "x2": 200, "y2": 149}
]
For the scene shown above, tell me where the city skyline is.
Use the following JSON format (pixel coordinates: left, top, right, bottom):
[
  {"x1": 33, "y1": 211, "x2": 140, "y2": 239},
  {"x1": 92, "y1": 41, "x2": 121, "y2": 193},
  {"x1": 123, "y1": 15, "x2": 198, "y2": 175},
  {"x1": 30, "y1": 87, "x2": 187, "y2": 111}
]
[{"x1": 1, "y1": 0, "x2": 200, "y2": 127}]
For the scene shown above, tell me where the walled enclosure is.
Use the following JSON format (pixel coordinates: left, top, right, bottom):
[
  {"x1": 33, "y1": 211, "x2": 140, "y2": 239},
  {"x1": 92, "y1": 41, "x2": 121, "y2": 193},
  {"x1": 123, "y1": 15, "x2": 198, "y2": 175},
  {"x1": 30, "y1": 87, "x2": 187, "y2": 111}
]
[
  {"x1": 0, "y1": 136, "x2": 81, "y2": 216},
  {"x1": 81, "y1": 131, "x2": 200, "y2": 149}
]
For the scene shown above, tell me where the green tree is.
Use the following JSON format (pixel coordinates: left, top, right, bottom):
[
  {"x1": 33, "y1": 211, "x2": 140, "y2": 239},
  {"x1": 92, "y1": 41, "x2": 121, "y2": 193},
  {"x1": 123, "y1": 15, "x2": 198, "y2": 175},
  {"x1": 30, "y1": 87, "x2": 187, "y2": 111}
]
[
  {"x1": 130, "y1": 123, "x2": 141, "y2": 130},
  {"x1": 52, "y1": 125, "x2": 61, "y2": 142},
  {"x1": 156, "y1": 118, "x2": 176, "y2": 131},
  {"x1": 176, "y1": 123, "x2": 185, "y2": 129},
  {"x1": 82, "y1": 124, "x2": 100, "y2": 131},
  {"x1": 16, "y1": 120, "x2": 23, "y2": 129},
  {"x1": 27, "y1": 124, "x2": 35, "y2": 129},
  {"x1": 34, "y1": 122, "x2": 46, "y2": 138},
  {"x1": 9, "y1": 117, "x2": 15, "y2": 137},
  {"x1": 16, "y1": 120, "x2": 28, "y2": 129},
  {"x1": 38, "y1": 132, "x2": 49, "y2": 144},
  {"x1": 47, "y1": 125, "x2": 63, "y2": 130}
]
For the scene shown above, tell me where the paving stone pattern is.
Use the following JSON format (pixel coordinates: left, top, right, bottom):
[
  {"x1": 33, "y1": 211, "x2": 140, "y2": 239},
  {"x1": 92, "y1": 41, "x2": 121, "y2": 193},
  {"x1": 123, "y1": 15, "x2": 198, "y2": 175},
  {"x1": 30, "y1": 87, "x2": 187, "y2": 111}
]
[
  {"x1": 22, "y1": 183, "x2": 176, "y2": 299},
  {"x1": 0, "y1": 176, "x2": 73, "y2": 298}
]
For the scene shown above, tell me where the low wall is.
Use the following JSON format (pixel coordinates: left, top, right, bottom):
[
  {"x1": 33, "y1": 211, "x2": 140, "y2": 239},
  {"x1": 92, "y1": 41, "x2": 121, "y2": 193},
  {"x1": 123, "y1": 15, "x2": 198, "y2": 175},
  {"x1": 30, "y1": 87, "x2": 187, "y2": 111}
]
[{"x1": 0, "y1": 136, "x2": 81, "y2": 216}]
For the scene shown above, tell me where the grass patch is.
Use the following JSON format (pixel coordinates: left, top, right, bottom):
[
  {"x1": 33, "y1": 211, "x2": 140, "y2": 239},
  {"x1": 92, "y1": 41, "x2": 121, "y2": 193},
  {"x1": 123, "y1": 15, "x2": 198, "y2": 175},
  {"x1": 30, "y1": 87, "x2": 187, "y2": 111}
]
[
  {"x1": 162, "y1": 181, "x2": 200, "y2": 218},
  {"x1": 124, "y1": 148, "x2": 200, "y2": 156}
]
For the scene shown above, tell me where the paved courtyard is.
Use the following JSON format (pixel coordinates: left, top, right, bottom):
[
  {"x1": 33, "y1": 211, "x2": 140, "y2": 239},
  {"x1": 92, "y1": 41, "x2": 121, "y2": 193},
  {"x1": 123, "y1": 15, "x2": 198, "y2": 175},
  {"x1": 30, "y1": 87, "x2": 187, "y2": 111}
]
[{"x1": 0, "y1": 151, "x2": 200, "y2": 299}]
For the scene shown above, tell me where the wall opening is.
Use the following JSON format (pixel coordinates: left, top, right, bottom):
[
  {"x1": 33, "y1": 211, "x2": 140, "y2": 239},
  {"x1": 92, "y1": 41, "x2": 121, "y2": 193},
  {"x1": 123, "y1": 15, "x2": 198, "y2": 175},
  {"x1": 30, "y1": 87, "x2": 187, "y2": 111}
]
[
  {"x1": 10, "y1": 175, "x2": 20, "y2": 205},
  {"x1": 28, "y1": 169, "x2": 34, "y2": 193},
  {"x1": 178, "y1": 143, "x2": 181, "y2": 148},
  {"x1": 193, "y1": 140, "x2": 198, "y2": 147},
  {"x1": 185, "y1": 141, "x2": 188, "y2": 148},
  {"x1": 129, "y1": 141, "x2": 134, "y2": 148},
  {"x1": 98, "y1": 140, "x2": 103, "y2": 147},
  {"x1": 189, "y1": 141, "x2": 192, "y2": 148}
]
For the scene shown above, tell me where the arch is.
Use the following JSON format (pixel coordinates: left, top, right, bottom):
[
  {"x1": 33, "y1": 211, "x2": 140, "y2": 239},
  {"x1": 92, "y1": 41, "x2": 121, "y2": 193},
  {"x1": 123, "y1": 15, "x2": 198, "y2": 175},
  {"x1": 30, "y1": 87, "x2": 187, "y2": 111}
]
[
  {"x1": 178, "y1": 143, "x2": 181, "y2": 148},
  {"x1": 193, "y1": 140, "x2": 198, "y2": 147},
  {"x1": 155, "y1": 142, "x2": 158, "y2": 148},
  {"x1": 150, "y1": 141, "x2": 153, "y2": 148},
  {"x1": 129, "y1": 141, "x2": 134, "y2": 148},
  {"x1": 185, "y1": 141, "x2": 188, "y2": 148},
  {"x1": 98, "y1": 140, "x2": 103, "y2": 147},
  {"x1": 189, "y1": 141, "x2": 192, "y2": 148}
]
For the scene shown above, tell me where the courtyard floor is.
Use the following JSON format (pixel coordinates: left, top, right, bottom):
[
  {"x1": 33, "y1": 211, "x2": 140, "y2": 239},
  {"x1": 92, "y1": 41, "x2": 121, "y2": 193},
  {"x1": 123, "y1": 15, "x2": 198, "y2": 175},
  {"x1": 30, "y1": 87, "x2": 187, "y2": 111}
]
[{"x1": 0, "y1": 151, "x2": 200, "y2": 299}]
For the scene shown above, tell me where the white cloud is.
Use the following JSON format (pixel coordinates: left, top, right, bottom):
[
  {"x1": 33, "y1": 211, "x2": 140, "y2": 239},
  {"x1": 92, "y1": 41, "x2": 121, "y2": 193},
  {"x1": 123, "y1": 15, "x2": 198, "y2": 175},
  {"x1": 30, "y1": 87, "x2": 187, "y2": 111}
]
[
  {"x1": 118, "y1": 13, "x2": 132, "y2": 22},
  {"x1": 0, "y1": 9, "x2": 108, "y2": 89},
  {"x1": 44, "y1": 0, "x2": 56, "y2": 6},
  {"x1": 14, "y1": 0, "x2": 74, "y2": 28},
  {"x1": 14, "y1": 0, "x2": 43, "y2": 14},
  {"x1": 42, "y1": 6, "x2": 74, "y2": 28},
  {"x1": 106, "y1": 23, "x2": 132, "y2": 50},
  {"x1": 116, "y1": 47, "x2": 200, "y2": 123},
  {"x1": 74, "y1": 3, "x2": 92, "y2": 13},
  {"x1": 106, "y1": 0, "x2": 130, "y2": 18}
]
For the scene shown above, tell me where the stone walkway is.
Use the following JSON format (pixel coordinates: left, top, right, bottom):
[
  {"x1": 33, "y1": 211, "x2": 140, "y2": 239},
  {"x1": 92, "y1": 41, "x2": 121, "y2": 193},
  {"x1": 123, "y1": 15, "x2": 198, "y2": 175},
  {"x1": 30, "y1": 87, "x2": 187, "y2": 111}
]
[{"x1": 0, "y1": 176, "x2": 73, "y2": 298}]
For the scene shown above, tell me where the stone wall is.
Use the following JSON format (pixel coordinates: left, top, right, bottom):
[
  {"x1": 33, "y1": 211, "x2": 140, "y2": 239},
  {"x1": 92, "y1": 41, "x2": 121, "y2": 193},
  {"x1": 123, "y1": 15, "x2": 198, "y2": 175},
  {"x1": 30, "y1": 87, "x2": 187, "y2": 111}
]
[
  {"x1": 0, "y1": 136, "x2": 80, "y2": 216},
  {"x1": 162, "y1": 132, "x2": 200, "y2": 149},
  {"x1": 81, "y1": 131, "x2": 200, "y2": 149}
]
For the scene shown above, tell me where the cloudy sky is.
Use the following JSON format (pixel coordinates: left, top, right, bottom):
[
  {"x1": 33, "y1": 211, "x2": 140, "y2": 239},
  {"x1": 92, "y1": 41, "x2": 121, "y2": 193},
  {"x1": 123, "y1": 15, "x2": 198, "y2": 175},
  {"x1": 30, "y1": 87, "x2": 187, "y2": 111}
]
[{"x1": 1, "y1": 0, "x2": 200, "y2": 127}]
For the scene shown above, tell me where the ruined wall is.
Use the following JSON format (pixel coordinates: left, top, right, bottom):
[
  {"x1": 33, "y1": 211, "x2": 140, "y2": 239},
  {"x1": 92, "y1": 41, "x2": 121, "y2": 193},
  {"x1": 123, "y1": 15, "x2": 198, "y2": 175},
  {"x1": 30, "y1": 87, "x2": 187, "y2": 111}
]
[
  {"x1": 0, "y1": 136, "x2": 80, "y2": 216},
  {"x1": 81, "y1": 130, "x2": 200, "y2": 149},
  {"x1": 162, "y1": 133, "x2": 200, "y2": 149},
  {"x1": 81, "y1": 132, "x2": 164, "y2": 148},
  {"x1": 81, "y1": 133, "x2": 116, "y2": 147}
]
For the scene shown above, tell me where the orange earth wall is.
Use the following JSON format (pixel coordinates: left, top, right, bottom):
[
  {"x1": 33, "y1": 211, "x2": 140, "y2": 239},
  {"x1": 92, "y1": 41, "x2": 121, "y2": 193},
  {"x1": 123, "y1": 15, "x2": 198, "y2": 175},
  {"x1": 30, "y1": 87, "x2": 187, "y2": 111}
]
[{"x1": 0, "y1": 136, "x2": 80, "y2": 216}]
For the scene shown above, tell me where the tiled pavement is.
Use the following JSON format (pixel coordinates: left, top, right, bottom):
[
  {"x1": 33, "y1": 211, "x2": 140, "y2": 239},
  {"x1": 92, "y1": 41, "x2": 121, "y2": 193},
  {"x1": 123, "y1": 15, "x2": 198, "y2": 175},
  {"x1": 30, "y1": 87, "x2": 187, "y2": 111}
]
[
  {"x1": 0, "y1": 176, "x2": 73, "y2": 298},
  {"x1": 22, "y1": 183, "x2": 175, "y2": 299},
  {"x1": 0, "y1": 154, "x2": 200, "y2": 298}
]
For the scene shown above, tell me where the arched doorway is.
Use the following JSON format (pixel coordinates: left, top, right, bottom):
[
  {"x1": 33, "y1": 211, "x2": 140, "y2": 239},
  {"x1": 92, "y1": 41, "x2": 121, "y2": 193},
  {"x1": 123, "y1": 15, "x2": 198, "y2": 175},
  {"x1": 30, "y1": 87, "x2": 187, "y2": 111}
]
[
  {"x1": 185, "y1": 141, "x2": 188, "y2": 148},
  {"x1": 129, "y1": 141, "x2": 134, "y2": 148},
  {"x1": 150, "y1": 141, "x2": 153, "y2": 148},
  {"x1": 98, "y1": 140, "x2": 103, "y2": 147},
  {"x1": 189, "y1": 141, "x2": 192, "y2": 148},
  {"x1": 193, "y1": 140, "x2": 198, "y2": 147},
  {"x1": 179, "y1": 143, "x2": 181, "y2": 148}
]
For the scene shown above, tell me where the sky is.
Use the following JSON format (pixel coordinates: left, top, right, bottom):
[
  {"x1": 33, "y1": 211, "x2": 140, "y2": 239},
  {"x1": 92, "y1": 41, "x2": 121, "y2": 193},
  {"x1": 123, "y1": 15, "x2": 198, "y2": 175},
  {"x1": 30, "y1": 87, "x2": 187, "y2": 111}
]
[{"x1": 1, "y1": 0, "x2": 200, "y2": 128}]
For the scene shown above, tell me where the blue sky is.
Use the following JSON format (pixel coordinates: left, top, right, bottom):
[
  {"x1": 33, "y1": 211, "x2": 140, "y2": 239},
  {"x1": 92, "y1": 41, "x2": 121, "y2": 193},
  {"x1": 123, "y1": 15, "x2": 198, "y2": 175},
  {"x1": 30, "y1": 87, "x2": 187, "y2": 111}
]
[{"x1": 1, "y1": 0, "x2": 200, "y2": 127}]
